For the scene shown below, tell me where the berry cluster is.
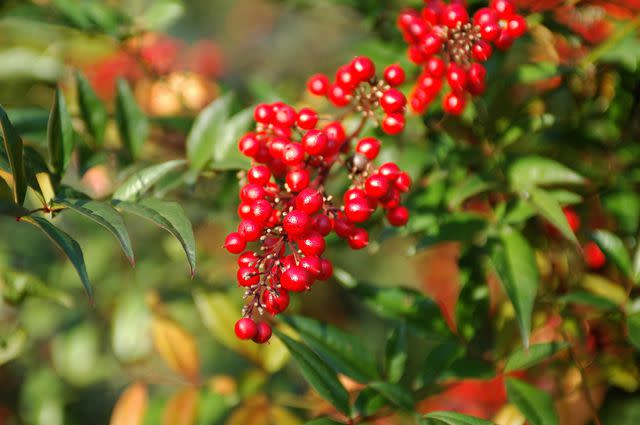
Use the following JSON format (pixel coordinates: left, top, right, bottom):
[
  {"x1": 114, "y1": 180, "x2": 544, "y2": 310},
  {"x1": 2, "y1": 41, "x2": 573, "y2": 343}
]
[
  {"x1": 224, "y1": 59, "x2": 413, "y2": 343},
  {"x1": 306, "y1": 57, "x2": 408, "y2": 135},
  {"x1": 397, "y1": 0, "x2": 527, "y2": 115}
]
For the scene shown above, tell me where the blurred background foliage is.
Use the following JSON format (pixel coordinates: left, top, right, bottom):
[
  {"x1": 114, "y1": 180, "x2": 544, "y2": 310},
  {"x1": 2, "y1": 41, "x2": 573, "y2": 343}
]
[{"x1": 0, "y1": 0, "x2": 639, "y2": 424}]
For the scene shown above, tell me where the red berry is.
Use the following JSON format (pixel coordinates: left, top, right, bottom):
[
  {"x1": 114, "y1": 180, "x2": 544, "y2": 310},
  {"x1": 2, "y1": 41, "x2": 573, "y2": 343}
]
[
  {"x1": 318, "y1": 258, "x2": 333, "y2": 280},
  {"x1": 365, "y1": 174, "x2": 390, "y2": 198},
  {"x1": 253, "y1": 103, "x2": 273, "y2": 124},
  {"x1": 474, "y1": 7, "x2": 497, "y2": 27},
  {"x1": 467, "y1": 63, "x2": 487, "y2": 94},
  {"x1": 307, "y1": 73, "x2": 330, "y2": 95},
  {"x1": 447, "y1": 64, "x2": 467, "y2": 93},
  {"x1": 297, "y1": 107, "x2": 319, "y2": 130},
  {"x1": 443, "y1": 92, "x2": 466, "y2": 115},
  {"x1": 237, "y1": 266, "x2": 260, "y2": 286},
  {"x1": 238, "y1": 251, "x2": 258, "y2": 267},
  {"x1": 283, "y1": 210, "x2": 311, "y2": 238},
  {"x1": 299, "y1": 232, "x2": 326, "y2": 256},
  {"x1": 281, "y1": 266, "x2": 312, "y2": 292},
  {"x1": 250, "y1": 199, "x2": 272, "y2": 223},
  {"x1": 336, "y1": 65, "x2": 358, "y2": 90},
  {"x1": 328, "y1": 84, "x2": 351, "y2": 107},
  {"x1": 563, "y1": 208, "x2": 581, "y2": 232},
  {"x1": 472, "y1": 40, "x2": 493, "y2": 62},
  {"x1": 283, "y1": 143, "x2": 305, "y2": 166},
  {"x1": 384, "y1": 64, "x2": 405, "y2": 86},
  {"x1": 224, "y1": 232, "x2": 246, "y2": 254},
  {"x1": 238, "y1": 219, "x2": 263, "y2": 242},
  {"x1": 345, "y1": 197, "x2": 373, "y2": 223},
  {"x1": 252, "y1": 322, "x2": 272, "y2": 344},
  {"x1": 386, "y1": 206, "x2": 409, "y2": 226},
  {"x1": 381, "y1": 113, "x2": 405, "y2": 135},
  {"x1": 296, "y1": 188, "x2": 324, "y2": 215},
  {"x1": 584, "y1": 241, "x2": 606, "y2": 270},
  {"x1": 274, "y1": 104, "x2": 297, "y2": 128},
  {"x1": 441, "y1": 4, "x2": 469, "y2": 28},
  {"x1": 324, "y1": 121, "x2": 346, "y2": 145},
  {"x1": 507, "y1": 15, "x2": 527, "y2": 38},
  {"x1": 247, "y1": 165, "x2": 271, "y2": 185},
  {"x1": 348, "y1": 228, "x2": 369, "y2": 250},
  {"x1": 238, "y1": 202, "x2": 252, "y2": 219},
  {"x1": 263, "y1": 289, "x2": 290, "y2": 315},
  {"x1": 378, "y1": 162, "x2": 400, "y2": 181},
  {"x1": 302, "y1": 129, "x2": 328, "y2": 156},
  {"x1": 480, "y1": 22, "x2": 500, "y2": 42},
  {"x1": 421, "y1": 32, "x2": 443, "y2": 56},
  {"x1": 235, "y1": 317, "x2": 257, "y2": 340},
  {"x1": 312, "y1": 213, "x2": 333, "y2": 236},
  {"x1": 286, "y1": 169, "x2": 311, "y2": 192},
  {"x1": 299, "y1": 255, "x2": 322, "y2": 278},
  {"x1": 239, "y1": 133, "x2": 261, "y2": 157},
  {"x1": 490, "y1": 0, "x2": 515, "y2": 19},
  {"x1": 425, "y1": 57, "x2": 446, "y2": 79},
  {"x1": 356, "y1": 137, "x2": 381, "y2": 160},
  {"x1": 395, "y1": 171, "x2": 412, "y2": 192},
  {"x1": 380, "y1": 88, "x2": 407, "y2": 113},
  {"x1": 333, "y1": 214, "x2": 355, "y2": 238},
  {"x1": 351, "y1": 56, "x2": 376, "y2": 82},
  {"x1": 495, "y1": 30, "x2": 514, "y2": 50}
]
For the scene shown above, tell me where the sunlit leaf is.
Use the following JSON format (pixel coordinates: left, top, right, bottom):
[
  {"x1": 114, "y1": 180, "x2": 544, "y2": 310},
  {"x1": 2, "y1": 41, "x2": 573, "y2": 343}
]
[
  {"x1": 528, "y1": 187, "x2": 578, "y2": 243},
  {"x1": 152, "y1": 317, "x2": 200, "y2": 383},
  {"x1": 421, "y1": 411, "x2": 494, "y2": 424},
  {"x1": 592, "y1": 229, "x2": 634, "y2": 281},
  {"x1": 504, "y1": 342, "x2": 568, "y2": 372},
  {"x1": 0, "y1": 328, "x2": 27, "y2": 366},
  {"x1": 509, "y1": 156, "x2": 584, "y2": 190},
  {"x1": 110, "y1": 382, "x2": 148, "y2": 425},
  {"x1": 0, "y1": 105, "x2": 27, "y2": 204},
  {"x1": 186, "y1": 94, "x2": 232, "y2": 171},
  {"x1": 162, "y1": 388, "x2": 199, "y2": 425},
  {"x1": 506, "y1": 378, "x2": 559, "y2": 425},
  {"x1": 113, "y1": 159, "x2": 187, "y2": 201}
]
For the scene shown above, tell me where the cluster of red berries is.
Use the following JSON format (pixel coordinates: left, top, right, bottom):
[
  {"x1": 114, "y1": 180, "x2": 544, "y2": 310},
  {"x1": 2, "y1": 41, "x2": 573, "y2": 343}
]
[
  {"x1": 306, "y1": 57, "x2": 408, "y2": 135},
  {"x1": 224, "y1": 62, "x2": 413, "y2": 343},
  {"x1": 397, "y1": 0, "x2": 527, "y2": 115}
]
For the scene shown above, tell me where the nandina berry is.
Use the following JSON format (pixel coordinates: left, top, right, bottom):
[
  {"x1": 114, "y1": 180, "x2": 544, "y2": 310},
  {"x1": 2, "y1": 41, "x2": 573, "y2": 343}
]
[
  {"x1": 252, "y1": 322, "x2": 272, "y2": 344},
  {"x1": 299, "y1": 255, "x2": 322, "y2": 278},
  {"x1": 344, "y1": 188, "x2": 368, "y2": 203},
  {"x1": 224, "y1": 232, "x2": 246, "y2": 254},
  {"x1": 302, "y1": 129, "x2": 328, "y2": 156},
  {"x1": 378, "y1": 162, "x2": 400, "y2": 181},
  {"x1": 443, "y1": 92, "x2": 465, "y2": 115},
  {"x1": 286, "y1": 168, "x2": 311, "y2": 192},
  {"x1": 490, "y1": 0, "x2": 515, "y2": 19},
  {"x1": 318, "y1": 258, "x2": 333, "y2": 280},
  {"x1": 333, "y1": 214, "x2": 355, "y2": 238},
  {"x1": 467, "y1": 63, "x2": 487, "y2": 94},
  {"x1": 480, "y1": 22, "x2": 501, "y2": 42},
  {"x1": 365, "y1": 174, "x2": 390, "y2": 198},
  {"x1": 263, "y1": 289, "x2": 290, "y2": 315},
  {"x1": 394, "y1": 171, "x2": 412, "y2": 192},
  {"x1": 507, "y1": 15, "x2": 527, "y2": 38},
  {"x1": 324, "y1": 121, "x2": 346, "y2": 145},
  {"x1": 297, "y1": 107, "x2": 319, "y2": 130},
  {"x1": 336, "y1": 65, "x2": 359, "y2": 90},
  {"x1": 296, "y1": 188, "x2": 324, "y2": 215},
  {"x1": 356, "y1": 137, "x2": 381, "y2": 160},
  {"x1": 238, "y1": 251, "x2": 258, "y2": 267},
  {"x1": 281, "y1": 266, "x2": 312, "y2": 291},
  {"x1": 584, "y1": 242, "x2": 606, "y2": 270},
  {"x1": 237, "y1": 202, "x2": 252, "y2": 219},
  {"x1": 348, "y1": 228, "x2": 369, "y2": 250},
  {"x1": 283, "y1": 210, "x2": 311, "y2": 238},
  {"x1": 441, "y1": 4, "x2": 469, "y2": 28},
  {"x1": 274, "y1": 104, "x2": 297, "y2": 127},
  {"x1": 238, "y1": 219, "x2": 263, "y2": 242},
  {"x1": 313, "y1": 214, "x2": 332, "y2": 236},
  {"x1": 345, "y1": 197, "x2": 373, "y2": 223},
  {"x1": 247, "y1": 165, "x2": 271, "y2": 185},
  {"x1": 307, "y1": 73, "x2": 330, "y2": 95},
  {"x1": 422, "y1": 32, "x2": 443, "y2": 56},
  {"x1": 254, "y1": 103, "x2": 273, "y2": 124},
  {"x1": 472, "y1": 40, "x2": 493, "y2": 61},
  {"x1": 381, "y1": 113, "x2": 406, "y2": 135},
  {"x1": 235, "y1": 317, "x2": 257, "y2": 340},
  {"x1": 239, "y1": 133, "x2": 261, "y2": 157},
  {"x1": 351, "y1": 56, "x2": 375, "y2": 81},
  {"x1": 384, "y1": 64, "x2": 405, "y2": 86},
  {"x1": 240, "y1": 183, "x2": 267, "y2": 203},
  {"x1": 380, "y1": 88, "x2": 407, "y2": 113},
  {"x1": 426, "y1": 57, "x2": 446, "y2": 79},
  {"x1": 386, "y1": 206, "x2": 409, "y2": 226},
  {"x1": 474, "y1": 7, "x2": 497, "y2": 27},
  {"x1": 237, "y1": 266, "x2": 260, "y2": 286},
  {"x1": 380, "y1": 189, "x2": 401, "y2": 209},
  {"x1": 299, "y1": 232, "x2": 326, "y2": 256},
  {"x1": 563, "y1": 208, "x2": 581, "y2": 232},
  {"x1": 283, "y1": 143, "x2": 305, "y2": 166},
  {"x1": 328, "y1": 84, "x2": 351, "y2": 107},
  {"x1": 447, "y1": 64, "x2": 467, "y2": 93},
  {"x1": 250, "y1": 199, "x2": 272, "y2": 223},
  {"x1": 494, "y1": 31, "x2": 514, "y2": 50}
]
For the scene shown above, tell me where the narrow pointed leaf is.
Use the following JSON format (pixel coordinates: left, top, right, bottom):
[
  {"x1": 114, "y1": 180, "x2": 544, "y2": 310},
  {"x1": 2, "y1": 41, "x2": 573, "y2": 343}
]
[
  {"x1": 212, "y1": 107, "x2": 253, "y2": 164},
  {"x1": 421, "y1": 411, "x2": 494, "y2": 425},
  {"x1": 506, "y1": 378, "x2": 559, "y2": 425},
  {"x1": 113, "y1": 198, "x2": 195, "y2": 276},
  {"x1": 504, "y1": 342, "x2": 568, "y2": 372},
  {"x1": 47, "y1": 88, "x2": 74, "y2": 174},
  {"x1": 281, "y1": 315, "x2": 379, "y2": 383},
  {"x1": 22, "y1": 216, "x2": 92, "y2": 300},
  {"x1": 115, "y1": 79, "x2": 149, "y2": 159},
  {"x1": 529, "y1": 187, "x2": 578, "y2": 243},
  {"x1": 76, "y1": 72, "x2": 107, "y2": 145},
  {"x1": 385, "y1": 324, "x2": 407, "y2": 383},
  {"x1": 509, "y1": 156, "x2": 584, "y2": 189},
  {"x1": 55, "y1": 198, "x2": 135, "y2": 266},
  {"x1": 489, "y1": 228, "x2": 539, "y2": 348},
  {"x1": 446, "y1": 175, "x2": 494, "y2": 209},
  {"x1": 0, "y1": 105, "x2": 27, "y2": 204},
  {"x1": 113, "y1": 159, "x2": 186, "y2": 201},
  {"x1": 274, "y1": 329, "x2": 351, "y2": 415},
  {"x1": 368, "y1": 381, "x2": 414, "y2": 411},
  {"x1": 592, "y1": 229, "x2": 633, "y2": 280},
  {"x1": 186, "y1": 94, "x2": 232, "y2": 171}
]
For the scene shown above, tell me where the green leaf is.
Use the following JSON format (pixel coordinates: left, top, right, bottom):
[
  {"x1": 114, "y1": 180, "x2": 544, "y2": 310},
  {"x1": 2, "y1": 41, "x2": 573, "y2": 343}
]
[
  {"x1": 304, "y1": 419, "x2": 343, "y2": 425},
  {"x1": 354, "y1": 387, "x2": 387, "y2": 418},
  {"x1": 446, "y1": 175, "x2": 494, "y2": 209},
  {"x1": 138, "y1": 0, "x2": 184, "y2": 30},
  {"x1": 76, "y1": 72, "x2": 107, "y2": 145},
  {"x1": 506, "y1": 378, "x2": 559, "y2": 425},
  {"x1": 55, "y1": 198, "x2": 135, "y2": 266},
  {"x1": 634, "y1": 243, "x2": 640, "y2": 284},
  {"x1": 489, "y1": 228, "x2": 539, "y2": 348},
  {"x1": 504, "y1": 342, "x2": 568, "y2": 372},
  {"x1": 0, "y1": 199, "x2": 28, "y2": 217},
  {"x1": 602, "y1": 191, "x2": 640, "y2": 235},
  {"x1": 509, "y1": 156, "x2": 584, "y2": 190},
  {"x1": 0, "y1": 269, "x2": 73, "y2": 307},
  {"x1": 417, "y1": 213, "x2": 487, "y2": 250},
  {"x1": 628, "y1": 313, "x2": 640, "y2": 351},
  {"x1": 416, "y1": 339, "x2": 462, "y2": 388},
  {"x1": 115, "y1": 79, "x2": 149, "y2": 159},
  {"x1": 47, "y1": 88, "x2": 74, "y2": 175},
  {"x1": 112, "y1": 159, "x2": 187, "y2": 201},
  {"x1": 528, "y1": 187, "x2": 578, "y2": 243},
  {"x1": 385, "y1": 324, "x2": 407, "y2": 383},
  {"x1": 558, "y1": 291, "x2": 619, "y2": 310},
  {"x1": 592, "y1": 230, "x2": 634, "y2": 280},
  {"x1": 186, "y1": 94, "x2": 232, "y2": 171},
  {"x1": 113, "y1": 198, "x2": 195, "y2": 276},
  {"x1": 281, "y1": 315, "x2": 379, "y2": 383},
  {"x1": 517, "y1": 62, "x2": 559, "y2": 83},
  {"x1": 212, "y1": 107, "x2": 253, "y2": 164},
  {"x1": 274, "y1": 330, "x2": 351, "y2": 416},
  {"x1": 368, "y1": 381, "x2": 414, "y2": 411},
  {"x1": 22, "y1": 216, "x2": 92, "y2": 300},
  {"x1": 0, "y1": 328, "x2": 27, "y2": 366},
  {"x1": 0, "y1": 105, "x2": 27, "y2": 204},
  {"x1": 421, "y1": 411, "x2": 494, "y2": 425}
]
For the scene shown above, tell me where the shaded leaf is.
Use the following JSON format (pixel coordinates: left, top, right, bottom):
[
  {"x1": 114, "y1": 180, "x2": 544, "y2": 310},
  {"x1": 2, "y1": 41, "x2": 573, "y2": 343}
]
[
  {"x1": 281, "y1": 315, "x2": 379, "y2": 383},
  {"x1": 421, "y1": 411, "x2": 494, "y2": 425},
  {"x1": 22, "y1": 216, "x2": 92, "y2": 300},
  {"x1": 385, "y1": 324, "x2": 407, "y2": 384},
  {"x1": 416, "y1": 339, "x2": 462, "y2": 388},
  {"x1": 592, "y1": 229, "x2": 633, "y2": 281},
  {"x1": 305, "y1": 418, "x2": 343, "y2": 425},
  {"x1": 115, "y1": 79, "x2": 149, "y2": 159},
  {"x1": 113, "y1": 159, "x2": 187, "y2": 201},
  {"x1": 505, "y1": 378, "x2": 559, "y2": 425},
  {"x1": 0, "y1": 199, "x2": 28, "y2": 217},
  {"x1": 47, "y1": 88, "x2": 74, "y2": 174},
  {"x1": 152, "y1": 317, "x2": 200, "y2": 383},
  {"x1": 509, "y1": 156, "x2": 584, "y2": 189},
  {"x1": 529, "y1": 187, "x2": 578, "y2": 243},
  {"x1": 0, "y1": 105, "x2": 27, "y2": 204},
  {"x1": 354, "y1": 387, "x2": 387, "y2": 418},
  {"x1": 446, "y1": 175, "x2": 494, "y2": 210},
  {"x1": 0, "y1": 328, "x2": 27, "y2": 366},
  {"x1": 76, "y1": 72, "x2": 107, "y2": 144},
  {"x1": 212, "y1": 107, "x2": 253, "y2": 164},
  {"x1": 162, "y1": 388, "x2": 199, "y2": 425},
  {"x1": 139, "y1": 0, "x2": 184, "y2": 30},
  {"x1": 504, "y1": 342, "x2": 568, "y2": 372},
  {"x1": 558, "y1": 291, "x2": 618, "y2": 310},
  {"x1": 628, "y1": 313, "x2": 640, "y2": 351},
  {"x1": 274, "y1": 329, "x2": 351, "y2": 415},
  {"x1": 0, "y1": 269, "x2": 73, "y2": 307},
  {"x1": 110, "y1": 382, "x2": 148, "y2": 425},
  {"x1": 55, "y1": 198, "x2": 134, "y2": 266},
  {"x1": 368, "y1": 381, "x2": 414, "y2": 411},
  {"x1": 113, "y1": 198, "x2": 195, "y2": 276},
  {"x1": 186, "y1": 94, "x2": 232, "y2": 171},
  {"x1": 489, "y1": 228, "x2": 539, "y2": 348}
]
